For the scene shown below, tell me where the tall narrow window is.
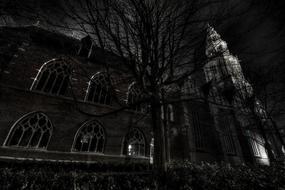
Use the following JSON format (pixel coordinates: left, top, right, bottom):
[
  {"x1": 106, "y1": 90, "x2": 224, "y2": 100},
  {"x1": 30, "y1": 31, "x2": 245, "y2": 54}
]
[
  {"x1": 247, "y1": 131, "x2": 268, "y2": 158},
  {"x1": 219, "y1": 116, "x2": 236, "y2": 155},
  {"x1": 127, "y1": 82, "x2": 145, "y2": 112},
  {"x1": 123, "y1": 128, "x2": 146, "y2": 157},
  {"x1": 161, "y1": 104, "x2": 175, "y2": 122},
  {"x1": 192, "y1": 111, "x2": 205, "y2": 150},
  {"x1": 31, "y1": 58, "x2": 72, "y2": 96},
  {"x1": 72, "y1": 120, "x2": 105, "y2": 153},
  {"x1": 4, "y1": 112, "x2": 53, "y2": 149},
  {"x1": 150, "y1": 138, "x2": 154, "y2": 164},
  {"x1": 85, "y1": 72, "x2": 111, "y2": 105},
  {"x1": 209, "y1": 65, "x2": 217, "y2": 75},
  {"x1": 167, "y1": 104, "x2": 174, "y2": 122}
]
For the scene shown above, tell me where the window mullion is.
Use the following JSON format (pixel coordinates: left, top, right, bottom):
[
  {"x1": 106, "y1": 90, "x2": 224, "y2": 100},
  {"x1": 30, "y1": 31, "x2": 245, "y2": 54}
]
[
  {"x1": 41, "y1": 70, "x2": 51, "y2": 92},
  {"x1": 92, "y1": 84, "x2": 97, "y2": 102},
  {"x1": 57, "y1": 75, "x2": 66, "y2": 95},
  {"x1": 17, "y1": 128, "x2": 26, "y2": 146},
  {"x1": 27, "y1": 128, "x2": 36, "y2": 148},
  {"x1": 36, "y1": 130, "x2": 44, "y2": 148},
  {"x1": 88, "y1": 135, "x2": 93, "y2": 152}
]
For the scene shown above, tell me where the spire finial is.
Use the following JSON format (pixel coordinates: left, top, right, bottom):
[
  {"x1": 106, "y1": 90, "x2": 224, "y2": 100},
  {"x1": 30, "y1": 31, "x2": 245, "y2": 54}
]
[{"x1": 205, "y1": 25, "x2": 229, "y2": 58}]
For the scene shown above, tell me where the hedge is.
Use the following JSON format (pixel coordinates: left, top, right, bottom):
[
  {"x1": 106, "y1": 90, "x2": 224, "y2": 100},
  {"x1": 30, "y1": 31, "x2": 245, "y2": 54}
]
[
  {"x1": 166, "y1": 161, "x2": 285, "y2": 190},
  {"x1": 0, "y1": 160, "x2": 153, "y2": 190},
  {"x1": 0, "y1": 160, "x2": 284, "y2": 190}
]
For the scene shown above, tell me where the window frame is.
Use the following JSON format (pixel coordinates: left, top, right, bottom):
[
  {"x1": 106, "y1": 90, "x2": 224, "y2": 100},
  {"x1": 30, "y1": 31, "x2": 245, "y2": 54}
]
[
  {"x1": 122, "y1": 128, "x2": 146, "y2": 157},
  {"x1": 71, "y1": 119, "x2": 106, "y2": 154},
  {"x1": 219, "y1": 115, "x2": 237, "y2": 155},
  {"x1": 30, "y1": 58, "x2": 72, "y2": 96},
  {"x1": 192, "y1": 111, "x2": 206, "y2": 150},
  {"x1": 85, "y1": 72, "x2": 112, "y2": 105},
  {"x1": 127, "y1": 82, "x2": 146, "y2": 113},
  {"x1": 3, "y1": 111, "x2": 53, "y2": 150}
]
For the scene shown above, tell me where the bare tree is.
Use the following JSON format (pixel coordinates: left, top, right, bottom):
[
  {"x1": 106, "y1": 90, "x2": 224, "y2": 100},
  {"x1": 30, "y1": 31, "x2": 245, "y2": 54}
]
[
  {"x1": 29, "y1": 0, "x2": 253, "y2": 179},
  {"x1": 1, "y1": 0, "x2": 260, "y2": 188}
]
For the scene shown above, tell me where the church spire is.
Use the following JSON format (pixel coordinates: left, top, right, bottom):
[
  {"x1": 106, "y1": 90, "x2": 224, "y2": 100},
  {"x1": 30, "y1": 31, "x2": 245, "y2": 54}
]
[{"x1": 205, "y1": 24, "x2": 229, "y2": 58}]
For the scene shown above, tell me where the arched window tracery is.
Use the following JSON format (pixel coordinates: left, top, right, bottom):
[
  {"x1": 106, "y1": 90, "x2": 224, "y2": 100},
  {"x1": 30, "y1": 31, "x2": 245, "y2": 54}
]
[
  {"x1": 4, "y1": 112, "x2": 53, "y2": 149},
  {"x1": 85, "y1": 72, "x2": 111, "y2": 105},
  {"x1": 72, "y1": 120, "x2": 105, "y2": 153},
  {"x1": 31, "y1": 58, "x2": 72, "y2": 96},
  {"x1": 123, "y1": 128, "x2": 146, "y2": 157},
  {"x1": 127, "y1": 82, "x2": 146, "y2": 112}
]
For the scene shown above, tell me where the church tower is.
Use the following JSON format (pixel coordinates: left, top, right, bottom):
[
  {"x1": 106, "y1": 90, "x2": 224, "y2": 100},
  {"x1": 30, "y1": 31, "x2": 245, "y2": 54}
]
[
  {"x1": 203, "y1": 25, "x2": 256, "y2": 164},
  {"x1": 203, "y1": 25, "x2": 285, "y2": 165}
]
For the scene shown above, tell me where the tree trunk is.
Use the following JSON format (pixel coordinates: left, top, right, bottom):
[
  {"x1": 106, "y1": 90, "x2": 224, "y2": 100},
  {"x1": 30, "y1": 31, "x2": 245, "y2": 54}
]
[
  {"x1": 150, "y1": 91, "x2": 167, "y2": 189},
  {"x1": 161, "y1": 89, "x2": 170, "y2": 163}
]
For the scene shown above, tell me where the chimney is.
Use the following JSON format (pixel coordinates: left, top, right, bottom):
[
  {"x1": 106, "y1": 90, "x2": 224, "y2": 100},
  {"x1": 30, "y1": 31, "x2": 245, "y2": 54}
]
[
  {"x1": 88, "y1": 43, "x2": 97, "y2": 60},
  {"x1": 78, "y1": 35, "x2": 92, "y2": 57}
]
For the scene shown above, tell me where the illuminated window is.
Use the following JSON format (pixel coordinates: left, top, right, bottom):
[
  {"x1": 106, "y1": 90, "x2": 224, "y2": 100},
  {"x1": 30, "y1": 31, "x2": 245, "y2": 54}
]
[
  {"x1": 31, "y1": 58, "x2": 72, "y2": 96},
  {"x1": 150, "y1": 138, "x2": 154, "y2": 164},
  {"x1": 72, "y1": 120, "x2": 105, "y2": 153},
  {"x1": 4, "y1": 112, "x2": 53, "y2": 149},
  {"x1": 85, "y1": 72, "x2": 111, "y2": 105},
  {"x1": 247, "y1": 131, "x2": 268, "y2": 158},
  {"x1": 123, "y1": 128, "x2": 146, "y2": 157},
  {"x1": 127, "y1": 82, "x2": 146, "y2": 112}
]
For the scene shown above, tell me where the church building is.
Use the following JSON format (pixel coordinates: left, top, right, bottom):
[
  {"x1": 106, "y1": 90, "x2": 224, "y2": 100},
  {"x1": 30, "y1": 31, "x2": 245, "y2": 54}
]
[{"x1": 0, "y1": 25, "x2": 282, "y2": 165}]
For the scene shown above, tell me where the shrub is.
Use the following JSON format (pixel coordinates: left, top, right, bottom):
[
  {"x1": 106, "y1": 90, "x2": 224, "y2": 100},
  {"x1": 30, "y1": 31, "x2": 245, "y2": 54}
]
[
  {"x1": 0, "y1": 160, "x2": 153, "y2": 190},
  {"x1": 0, "y1": 160, "x2": 284, "y2": 190},
  {"x1": 166, "y1": 161, "x2": 285, "y2": 190}
]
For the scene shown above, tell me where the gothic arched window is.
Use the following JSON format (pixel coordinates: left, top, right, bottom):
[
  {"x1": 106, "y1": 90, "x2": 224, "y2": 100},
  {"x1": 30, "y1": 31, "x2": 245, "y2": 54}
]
[
  {"x1": 4, "y1": 112, "x2": 53, "y2": 149},
  {"x1": 72, "y1": 120, "x2": 105, "y2": 153},
  {"x1": 123, "y1": 128, "x2": 146, "y2": 157},
  {"x1": 31, "y1": 58, "x2": 72, "y2": 96},
  {"x1": 127, "y1": 82, "x2": 145, "y2": 112},
  {"x1": 85, "y1": 72, "x2": 111, "y2": 105}
]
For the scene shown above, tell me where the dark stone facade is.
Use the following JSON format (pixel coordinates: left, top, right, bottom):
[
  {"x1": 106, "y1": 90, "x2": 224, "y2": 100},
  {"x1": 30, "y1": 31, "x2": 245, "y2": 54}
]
[
  {"x1": 0, "y1": 25, "x2": 280, "y2": 165},
  {"x1": 0, "y1": 26, "x2": 151, "y2": 163}
]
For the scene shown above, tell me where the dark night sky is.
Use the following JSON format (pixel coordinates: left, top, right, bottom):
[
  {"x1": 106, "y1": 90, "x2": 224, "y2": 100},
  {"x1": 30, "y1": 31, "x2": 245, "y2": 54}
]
[
  {"x1": 219, "y1": 0, "x2": 285, "y2": 124},
  {"x1": 2, "y1": 0, "x2": 284, "y2": 72},
  {"x1": 220, "y1": 0, "x2": 285, "y2": 68},
  {"x1": 2, "y1": 0, "x2": 285, "y2": 68}
]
